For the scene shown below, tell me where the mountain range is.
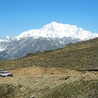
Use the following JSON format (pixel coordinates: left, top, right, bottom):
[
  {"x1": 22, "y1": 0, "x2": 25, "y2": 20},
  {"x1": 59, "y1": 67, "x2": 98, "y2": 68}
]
[{"x1": 0, "y1": 22, "x2": 98, "y2": 59}]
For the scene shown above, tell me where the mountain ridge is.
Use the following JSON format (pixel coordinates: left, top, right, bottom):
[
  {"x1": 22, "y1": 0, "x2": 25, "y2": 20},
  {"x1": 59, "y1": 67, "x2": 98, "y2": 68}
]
[
  {"x1": 0, "y1": 22, "x2": 98, "y2": 59},
  {"x1": 16, "y1": 22, "x2": 98, "y2": 40}
]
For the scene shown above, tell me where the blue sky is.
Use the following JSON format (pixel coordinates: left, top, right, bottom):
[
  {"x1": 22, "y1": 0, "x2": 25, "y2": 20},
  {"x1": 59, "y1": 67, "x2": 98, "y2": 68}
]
[{"x1": 0, "y1": 0, "x2": 98, "y2": 38}]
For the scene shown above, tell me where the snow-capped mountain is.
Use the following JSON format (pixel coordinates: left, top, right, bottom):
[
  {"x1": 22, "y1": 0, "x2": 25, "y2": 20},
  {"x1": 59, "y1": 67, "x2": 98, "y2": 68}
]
[
  {"x1": 0, "y1": 22, "x2": 98, "y2": 59},
  {"x1": 16, "y1": 22, "x2": 98, "y2": 40}
]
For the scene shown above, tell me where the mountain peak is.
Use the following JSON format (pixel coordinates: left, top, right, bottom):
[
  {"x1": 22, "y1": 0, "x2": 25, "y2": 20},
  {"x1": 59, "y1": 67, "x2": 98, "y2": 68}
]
[
  {"x1": 47, "y1": 21, "x2": 61, "y2": 26},
  {"x1": 49, "y1": 21, "x2": 58, "y2": 25},
  {"x1": 16, "y1": 22, "x2": 98, "y2": 40}
]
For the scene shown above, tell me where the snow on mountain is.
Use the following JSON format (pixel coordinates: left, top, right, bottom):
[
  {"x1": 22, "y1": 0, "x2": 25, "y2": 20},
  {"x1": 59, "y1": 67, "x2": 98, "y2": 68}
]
[
  {"x1": 16, "y1": 22, "x2": 98, "y2": 40},
  {"x1": 0, "y1": 22, "x2": 98, "y2": 59},
  {"x1": 0, "y1": 39, "x2": 9, "y2": 42},
  {"x1": 0, "y1": 36, "x2": 13, "y2": 52},
  {"x1": 0, "y1": 47, "x2": 5, "y2": 51}
]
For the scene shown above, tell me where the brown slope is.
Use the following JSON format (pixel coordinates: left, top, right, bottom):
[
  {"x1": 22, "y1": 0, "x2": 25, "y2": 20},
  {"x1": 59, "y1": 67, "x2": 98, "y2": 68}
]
[{"x1": 0, "y1": 37, "x2": 98, "y2": 70}]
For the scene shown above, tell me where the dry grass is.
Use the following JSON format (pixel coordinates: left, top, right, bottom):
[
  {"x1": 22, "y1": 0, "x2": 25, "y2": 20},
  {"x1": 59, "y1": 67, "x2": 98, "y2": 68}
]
[{"x1": 0, "y1": 66, "x2": 98, "y2": 98}]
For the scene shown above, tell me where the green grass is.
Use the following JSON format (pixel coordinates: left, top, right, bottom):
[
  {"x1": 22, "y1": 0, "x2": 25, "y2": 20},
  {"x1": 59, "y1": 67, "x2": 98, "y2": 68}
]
[
  {"x1": 0, "y1": 84, "x2": 33, "y2": 98},
  {"x1": 40, "y1": 80, "x2": 98, "y2": 98},
  {"x1": 1, "y1": 80, "x2": 98, "y2": 98}
]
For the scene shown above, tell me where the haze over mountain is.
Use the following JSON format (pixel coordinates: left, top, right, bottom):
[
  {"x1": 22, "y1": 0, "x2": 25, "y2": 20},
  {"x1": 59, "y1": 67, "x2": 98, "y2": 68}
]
[{"x1": 0, "y1": 22, "x2": 98, "y2": 59}]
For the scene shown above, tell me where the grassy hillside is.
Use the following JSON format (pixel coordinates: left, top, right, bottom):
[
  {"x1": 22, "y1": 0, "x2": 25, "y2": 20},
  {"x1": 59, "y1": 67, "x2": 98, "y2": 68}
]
[
  {"x1": 40, "y1": 80, "x2": 98, "y2": 98},
  {"x1": 0, "y1": 38, "x2": 98, "y2": 70},
  {"x1": 1, "y1": 79, "x2": 98, "y2": 98}
]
